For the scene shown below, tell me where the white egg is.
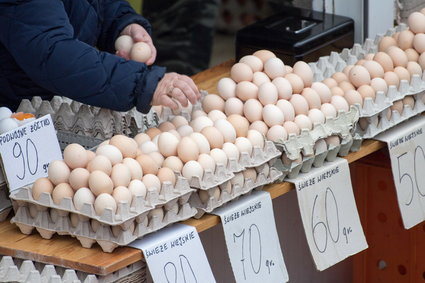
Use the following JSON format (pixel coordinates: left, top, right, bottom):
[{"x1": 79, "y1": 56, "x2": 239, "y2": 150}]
[
  {"x1": 210, "y1": 148, "x2": 228, "y2": 167},
  {"x1": 95, "y1": 144, "x2": 123, "y2": 165},
  {"x1": 0, "y1": 118, "x2": 18, "y2": 134},
  {"x1": 182, "y1": 160, "x2": 204, "y2": 180},
  {"x1": 214, "y1": 119, "x2": 237, "y2": 143},
  {"x1": 0, "y1": 107, "x2": 12, "y2": 120},
  {"x1": 235, "y1": 137, "x2": 253, "y2": 155}
]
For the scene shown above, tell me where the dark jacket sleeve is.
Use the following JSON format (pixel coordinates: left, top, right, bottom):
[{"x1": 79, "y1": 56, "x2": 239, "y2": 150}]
[
  {"x1": 0, "y1": 0, "x2": 165, "y2": 113},
  {"x1": 97, "y1": 0, "x2": 152, "y2": 53}
]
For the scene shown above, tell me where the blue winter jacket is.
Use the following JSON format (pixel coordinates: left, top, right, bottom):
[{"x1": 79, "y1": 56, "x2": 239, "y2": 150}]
[{"x1": 0, "y1": 0, "x2": 166, "y2": 113}]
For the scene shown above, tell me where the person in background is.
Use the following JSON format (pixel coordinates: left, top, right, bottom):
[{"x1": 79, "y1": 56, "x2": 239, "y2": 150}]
[{"x1": 0, "y1": 0, "x2": 200, "y2": 113}]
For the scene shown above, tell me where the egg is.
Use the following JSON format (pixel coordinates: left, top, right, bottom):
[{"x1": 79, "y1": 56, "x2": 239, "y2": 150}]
[
  {"x1": 217, "y1": 77, "x2": 236, "y2": 100},
  {"x1": 258, "y1": 82, "x2": 278, "y2": 105},
  {"x1": 344, "y1": 90, "x2": 363, "y2": 106},
  {"x1": 176, "y1": 125, "x2": 194, "y2": 137},
  {"x1": 322, "y1": 77, "x2": 338, "y2": 89},
  {"x1": 356, "y1": 59, "x2": 366, "y2": 66},
  {"x1": 392, "y1": 31, "x2": 400, "y2": 42},
  {"x1": 235, "y1": 81, "x2": 258, "y2": 101},
  {"x1": 276, "y1": 99, "x2": 295, "y2": 121},
  {"x1": 163, "y1": 156, "x2": 184, "y2": 173},
  {"x1": 311, "y1": 82, "x2": 332, "y2": 103},
  {"x1": 405, "y1": 48, "x2": 419, "y2": 61},
  {"x1": 190, "y1": 116, "x2": 213, "y2": 132},
  {"x1": 177, "y1": 137, "x2": 199, "y2": 163},
  {"x1": 331, "y1": 96, "x2": 349, "y2": 112},
  {"x1": 110, "y1": 163, "x2": 131, "y2": 187},
  {"x1": 252, "y1": 71, "x2": 271, "y2": 86},
  {"x1": 362, "y1": 60, "x2": 385, "y2": 79},
  {"x1": 197, "y1": 153, "x2": 216, "y2": 172},
  {"x1": 374, "y1": 52, "x2": 394, "y2": 72},
  {"x1": 285, "y1": 73, "x2": 304, "y2": 93},
  {"x1": 136, "y1": 154, "x2": 159, "y2": 175},
  {"x1": 419, "y1": 52, "x2": 425, "y2": 70},
  {"x1": 171, "y1": 116, "x2": 189, "y2": 128},
  {"x1": 247, "y1": 129, "x2": 264, "y2": 149},
  {"x1": 308, "y1": 109, "x2": 326, "y2": 124},
  {"x1": 182, "y1": 160, "x2": 204, "y2": 180},
  {"x1": 403, "y1": 96, "x2": 415, "y2": 109},
  {"x1": 88, "y1": 170, "x2": 113, "y2": 196},
  {"x1": 290, "y1": 94, "x2": 309, "y2": 115},
  {"x1": 109, "y1": 135, "x2": 138, "y2": 158},
  {"x1": 145, "y1": 127, "x2": 162, "y2": 139},
  {"x1": 387, "y1": 46, "x2": 408, "y2": 68},
  {"x1": 384, "y1": 71, "x2": 400, "y2": 87},
  {"x1": 391, "y1": 100, "x2": 404, "y2": 114},
  {"x1": 149, "y1": 207, "x2": 164, "y2": 222},
  {"x1": 142, "y1": 174, "x2": 161, "y2": 191},
  {"x1": 364, "y1": 53, "x2": 375, "y2": 60},
  {"x1": 262, "y1": 104, "x2": 284, "y2": 127},
  {"x1": 235, "y1": 137, "x2": 253, "y2": 155},
  {"x1": 227, "y1": 114, "x2": 249, "y2": 137},
  {"x1": 157, "y1": 167, "x2": 176, "y2": 186},
  {"x1": 134, "y1": 133, "x2": 151, "y2": 146},
  {"x1": 394, "y1": 66, "x2": 411, "y2": 82},
  {"x1": 243, "y1": 168, "x2": 257, "y2": 182},
  {"x1": 32, "y1": 177, "x2": 54, "y2": 200},
  {"x1": 157, "y1": 132, "x2": 179, "y2": 157},
  {"x1": 122, "y1": 158, "x2": 143, "y2": 180},
  {"x1": 198, "y1": 189, "x2": 212, "y2": 203},
  {"x1": 149, "y1": 151, "x2": 164, "y2": 167},
  {"x1": 249, "y1": 121, "x2": 269, "y2": 135},
  {"x1": 210, "y1": 148, "x2": 228, "y2": 167},
  {"x1": 69, "y1": 168, "x2": 90, "y2": 191},
  {"x1": 243, "y1": 99, "x2": 263, "y2": 122},
  {"x1": 253, "y1": 50, "x2": 276, "y2": 62},
  {"x1": 224, "y1": 97, "x2": 244, "y2": 116},
  {"x1": 189, "y1": 132, "x2": 211, "y2": 154},
  {"x1": 86, "y1": 150, "x2": 96, "y2": 162},
  {"x1": 192, "y1": 110, "x2": 207, "y2": 119},
  {"x1": 332, "y1": 72, "x2": 348, "y2": 83},
  {"x1": 139, "y1": 141, "x2": 158, "y2": 155},
  {"x1": 63, "y1": 143, "x2": 88, "y2": 169},
  {"x1": 48, "y1": 160, "x2": 70, "y2": 185},
  {"x1": 52, "y1": 183, "x2": 74, "y2": 205},
  {"x1": 94, "y1": 193, "x2": 117, "y2": 216},
  {"x1": 264, "y1": 57, "x2": 286, "y2": 79},
  {"x1": 202, "y1": 94, "x2": 225, "y2": 113},
  {"x1": 230, "y1": 62, "x2": 253, "y2": 82},
  {"x1": 73, "y1": 187, "x2": 95, "y2": 211},
  {"x1": 208, "y1": 110, "x2": 227, "y2": 121},
  {"x1": 0, "y1": 107, "x2": 12, "y2": 120},
  {"x1": 239, "y1": 55, "x2": 263, "y2": 72},
  {"x1": 0, "y1": 118, "x2": 20, "y2": 133},
  {"x1": 231, "y1": 172, "x2": 245, "y2": 187},
  {"x1": 408, "y1": 12, "x2": 425, "y2": 34},
  {"x1": 370, "y1": 77, "x2": 388, "y2": 94},
  {"x1": 294, "y1": 114, "x2": 313, "y2": 130},
  {"x1": 378, "y1": 36, "x2": 397, "y2": 52},
  {"x1": 283, "y1": 121, "x2": 300, "y2": 135},
  {"x1": 266, "y1": 125, "x2": 288, "y2": 142},
  {"x1": 325, "y1": 136, "x2": 341, "y2": 146},
  {"x1": 87, "y1": 155, "x2": 112, "y2": 175},
  {"x1": 331, "y1": 86, "x2": 344, "y2": 96},
  {"x1": 214, "y1": 119, "x2": 237, "y2": 143},
  {"x1": 96, "y1": 144, "x2": 123, "y2": 165},
  {"x1": 130, "y1": 42, "x2": 151, "y2": 63},
  {"x1": 349, "y1": 65, "x2": 371, "y2": 88},
  {"x1": 398, "y1": 30, "x2": 415, "y2": 50},
  {"x1": 272, "y1": 77, "x2": 292, "y2": 100},
  {"x1": 339, "y1": 81, "x2": 356, "y2": 92},
  {"x1": 201, "y1": 126, "x2": 224, "y2": 149},
  {"x1": 321, "y1": 103, "x2": 337, "y2": 118},
  {"x1": 128, "y1": 179, "x2": 147, "y2": 197},
  {"x1": 301, "y1": 88, "x2": 321, "y2": 109},
  {"x1": 357, "y1": 85, "x2": 376, "y2": 100},
  {"x1": 222, "y1": 142, "x2": 240, "y2": 161},
  {"x1": 293, "y1": 61, "x2": 313, "y2": 87}
]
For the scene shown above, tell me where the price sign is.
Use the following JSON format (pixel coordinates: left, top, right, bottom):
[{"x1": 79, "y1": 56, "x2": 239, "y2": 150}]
[
  {"x1": 289, "y1": 158, "x2": 368, "y2": 271},
  {"x1": 129, "y1": 224, "x2": 216, "y2": 283},
  {"x1": 0, "y1": 115, "x2": 62, "y2": 192},
  {"x1": 213, "y1": 191, "x2": 289, "y2": 283},
  {"x1": 375, "y1": 115, "x2": 425, "y2": 229}
]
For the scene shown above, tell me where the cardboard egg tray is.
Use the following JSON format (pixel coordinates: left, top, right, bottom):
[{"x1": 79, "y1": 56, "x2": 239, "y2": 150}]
[
  {"x1": 0, "y1": 184, "x2": 11, "y2": 222},
  {"x1": 16, "y1": 96, "x2": 160, "y2": 140},
  {"x1": 190, "y1": 164, "x2": 283, "y2": 218},
  {"x1": 187, "y1": 162, "x2": 235, "y2": 190},
  {"x1": 10, "y1": 176, "x2": 194, "y2": 227},
  {"x1": 11, "y1": 190, "x2": 197, "y2": 253},
  {"x1": 0, "y1": 255, "x2": 146, "y2": 283}
]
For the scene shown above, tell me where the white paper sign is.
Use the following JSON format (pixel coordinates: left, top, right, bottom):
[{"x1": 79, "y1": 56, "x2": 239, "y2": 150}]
[
  {"x1": 375, "y1": 115, "x2": 425, "y2": 229},
  {"x1": 213, "y1": 191, "x2": 289, "y2": 283},
  {"x1": 0, "y1": 115, "x2": 62, "y2": 192},
  {"x1": 288, "y1": 158, "x2": 368, "y2": 271},
  {"x1": 129, "y1": 224, "x2": 216, "y2": 283}
]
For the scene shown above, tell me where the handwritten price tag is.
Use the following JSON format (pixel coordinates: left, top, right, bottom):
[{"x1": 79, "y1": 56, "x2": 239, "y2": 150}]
[
  {"x1": 213, "y1": 191, "x2": 289, "y2": 283},
  {"x1": 289, "y1": 158, "x2": 368, "y2": 271},
  {"x1": 0, "y1": 115, "x2": 62, "y2": 192},
  {"x1": 129, "y1": 224, "x2": 216, "y2": 283},
  {"x1": 375, "y1": 115, "x2": 425, "y2": 229}
]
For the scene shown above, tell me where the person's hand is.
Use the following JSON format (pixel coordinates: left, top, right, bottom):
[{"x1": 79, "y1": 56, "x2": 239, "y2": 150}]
[
  {"x1": 151, "y1": 73, "x2": 201, "y2": 110},
  {"x1": 117, "y1": 23, "x2": 157, "y2": 65}
]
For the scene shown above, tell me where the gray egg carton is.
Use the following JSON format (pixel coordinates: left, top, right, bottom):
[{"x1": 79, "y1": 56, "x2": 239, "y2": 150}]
[
  {"x1": 188, "y1": 163, "x2": 235, "y2": 190},
  {"x1": 0, "y1": 184, "x2": 11, "y2": 222},
  {"x1": 0, "y1": 255, "x2": 146, "y2": 283},
  {"x1": 11, "y1": 189, "x2": 197, "y2": 253},
  {"x1": 16, "y1": 96, "x2": 160, "y2": 140},
  {"x1": 158, "y1": 91, "x2": 205, "y2": 123},
  {"x1": 190, "y1": 165, "x2": 282, "y2": 218},
  {"x1": 10, "y1": 176, "x2": 194, "y2": 227}
]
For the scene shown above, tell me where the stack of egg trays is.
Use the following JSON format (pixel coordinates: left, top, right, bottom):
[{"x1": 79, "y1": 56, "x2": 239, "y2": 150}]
[
  {"x1": 10, "y1": 176, "x2": 197, "y2": 253},
  {"x1": 0, "y1": 255, "x2": 146, "y2": 283},
  {"x1": 16, "y1": 96, "x2": 160, "y2": 140},
  {"x1": 189, "y1": 140, "x2": 283, "y2": 218},
  {"x1": 0, "y1": 184, "x2": 11, "y2": 222}
]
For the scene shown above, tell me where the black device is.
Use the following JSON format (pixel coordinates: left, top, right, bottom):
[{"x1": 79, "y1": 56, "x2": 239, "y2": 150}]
[{"x1": 235, "y1": 7, "x2": 355, "y2": 65}]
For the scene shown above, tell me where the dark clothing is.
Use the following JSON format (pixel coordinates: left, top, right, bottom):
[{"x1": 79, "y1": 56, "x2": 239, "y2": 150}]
[{"x1": 0, "y1": 0, "x2": 165, "y2": 113}]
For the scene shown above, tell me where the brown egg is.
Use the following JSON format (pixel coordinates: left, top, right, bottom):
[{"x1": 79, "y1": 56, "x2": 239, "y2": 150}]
[
  {"x1": 374, "y1": 52, "x2": 394, "y2": 72},
  {"x1": 157, "y1": 132, "x2": 179, "y2": 157},
  {"x1": 52, "y1": 183, "x2": 74, "y2": 205},
  {"x1": 331, "y1": 86, "x2": 344, "y2": 96},
  {"x1": 158, "y1": 121, "x2": 176, "y2": 132},
  {"x1": 86, "y1": 150, "x2": 96, "y2": 162},
  {"x1": 344, "y1": 90, "x2": 363, "y2": 106},
  {"x1": 357, "y1": 85, "x2": 376, "y2": 100},
  {"x1": 163, "y1": 156, "x2": 184, "y2": 173},
  {"x1": 258, "y1": 82, "x2": 278, "y2": 105},
  {"x1": 94, "y1": 193, "x2": 117, "y2": 216},
  {"x1": 405, "y1": 48, "x2": 419, "y2": 62},
  {"x1": 322, "y1": 77, "x2": 338, "y2": 89},
  {"x1": 394, "y1": 66, "x2": 411, "y2": 82},
  {"x1": 403, "y1": 96, "x2": 415, "y2": 109},
  {"x1": 332, "y1": 72, "x2": 349, "y2": 83},
  {"x1": 293, "y1": 61, "x2": 313, "y2": 87},
  {"x1": 272, "y1": 77, "x2": 293, "y2": 100},
  {"x1": 371, "y1": 78, "x2": 388, "y2": 94},
  {"x1": 177, "y1": 137, "x2": 200, "y2": 163},
  {"x1": 142, "y1": 174, "x2": 161, "y2": 191},
  {"x1": 264, "y1": 57, "x2": 286, "y2": 79},
  {"x1": 386, "y1": 46, "x2": 408, "y2": 68},
  {"x1": 224, "y1": 97, "x2": 244, "y2": 116},
  {"x1": 356, "y1": 59, "x2": 366, "y2": 66},
  {"x1": 343, "y1": 65, "x2": 354, "y2": 77},
  {"x1": 252, "y1": 71, "x2": 271, "y2": 86},
  {"x1": 407, "y1": 61, "x2": 423, "y2": 76},
  {"x1": 285, "y1": 73, "x2": 304, "y2": 93},
  {"x1": 339, "y1": 81, "x2": 355, "y2": 92},
  {"x1": 202, "y1": 94, "x2": 225, "y2": 113},
  {"x1": 253, "y1": 50, "x2": 276, "y2": 63},
  {"x1": 149, "y1": 151, "x2": 164, "y2": 167},
  {"x1": 32, "y1": 177, "x2": 54, "y2": 200},
  {"x1": 109, "y1": 135, "x2": 138, "y2": 158},
  {"x1": 136, "y1": 154, "x2": 159, "y2": 175},
  {"x1": 87, "y1": 155, "x2": 112, "y2": 175},
  {"x1": 235, "y1": 81, "x2": 258, "y2": 101},
  {"x1": 239, "y1": 55, "x2": 263, "y2": 72},
  {"x1": 112, "y1": 186, "x2": 132, "y2": 204},
  {"x1": 398, "y1": 30, "x2": 415, "y2": 50},
  {"x1": 122, "y1": 158, "x2": 143, "y2": 180},
  {"x1": 157, "y1": 167, "x2": 176, "y2": 186},
  {"x1": 243, "y1": 99, "x2": 263, "y2": 122},
  {"x1": 301, "y1": 88, "x2": 321, "y2": 109},
  {"x1": 69, "y1": 168, "x2": 90, "y2": 191},
  {"x1": 249, "y1": 121, "x2": 269, "y2": 135},
  {"x1": 311, "y1": 82, "x2": 332, "y2": 103},
  {"x1": 171, "y1": 116, "x2": 189, "y2": 128},
  {"x1": 48, "y1": 160, "x2": 70, "y2": 185},
  {"x1": 283, "y1": 121, "x2": 300, "y2": 135},
  {"x1": 111, "y1": 163, "x2": 132, "y2": 187},
  {"x1": 349, "y1": 65, "x2": 371, "y2": 88},
  {"x1": 384, "y1": 71, "x2": 400, "y2": 87},
  {"x1": 408, "y1": 12, "x2": 425, "y2": 34},
  {"x1": 89, "y1": 170, "x2": 113, "y2": 196},
  {"x1": 393, "y1": 31, "x2": 400, "y2": 42},
  {"x1": 378, "y1": 36, "x2": 397, "y2": 52},
  {"x1": 230, "y1": 62, "x2": 253, "y2": 82},
  {"x1": 63, "y1": 143, "x2": 88, "y2": 169},
  {"x1": 133, "y1": 133, "x2": 151, "y2": 146},
  {"x1": 391, "y1": 100, "x2": 404, "y2": 114},
  {"x1": 201, "y1": 126, "x2": 224, "y2": 149},
  {"x1": 227, "y1": 114, "x2": 249, "y2": 137},
  {"x1": 362, "y1": 60, "x2": 385, "y2": 79},
  {"x1": 290, "y1": 94, "x2": 309, "y2": 115},
  {"x1": 145, "y1": 127, "x2": 161, "y2": 139},
  {"x1": 413, "y1": 33, "x2": 425, "y2": 53}
]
